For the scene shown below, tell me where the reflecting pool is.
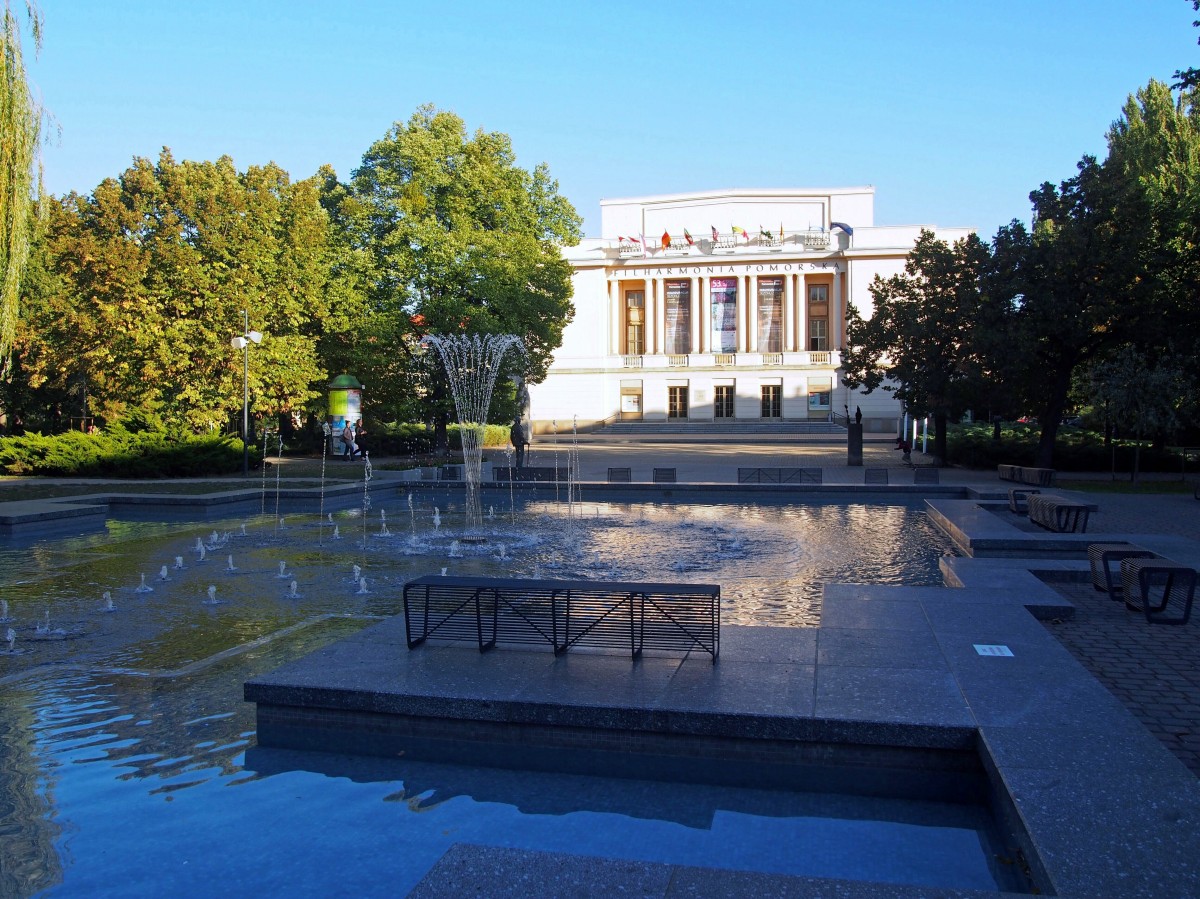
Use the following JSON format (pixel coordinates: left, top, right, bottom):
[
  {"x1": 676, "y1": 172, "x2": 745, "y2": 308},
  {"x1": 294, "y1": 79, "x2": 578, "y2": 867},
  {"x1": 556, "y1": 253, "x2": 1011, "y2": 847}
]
[{"x1": 0, "y1": 497, "x2": 1018, "y2": 896}]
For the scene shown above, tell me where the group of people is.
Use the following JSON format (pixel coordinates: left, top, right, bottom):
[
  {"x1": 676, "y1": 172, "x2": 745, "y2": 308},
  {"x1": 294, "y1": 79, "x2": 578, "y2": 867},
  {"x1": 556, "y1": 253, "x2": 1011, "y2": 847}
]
[{"x1": 340, "y1": 420, "x2": 366, "y2": 461}]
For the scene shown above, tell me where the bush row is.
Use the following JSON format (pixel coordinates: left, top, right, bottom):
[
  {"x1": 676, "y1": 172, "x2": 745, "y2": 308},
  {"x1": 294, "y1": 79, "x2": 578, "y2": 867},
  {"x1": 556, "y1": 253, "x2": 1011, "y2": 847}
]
[
  {"x1": 0, "y1": 429, "x2": 247, "y2": 477},
  {"x1": 948, "y1": 423, "x2": 1197, "y2": 473},
  {"x1": 366, "y1": 422, "x2": 511, "y2": 456}
]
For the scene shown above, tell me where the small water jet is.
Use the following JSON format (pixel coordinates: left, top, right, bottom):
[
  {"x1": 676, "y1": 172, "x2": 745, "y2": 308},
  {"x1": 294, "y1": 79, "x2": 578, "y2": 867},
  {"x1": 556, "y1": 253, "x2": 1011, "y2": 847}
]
[
  {"x1": 352, "y1": 564, "x2": 362, "y2": 583},
  {"x1": 332, "y1": 525, "x2": 340, "y2": 540},
  {"x1": 356, "y1": 577, "x2": 369, "y2": 595},
  {"x1": 288, "y1": 580, "x2": 300, "y2": 599},
  {"x1": 159, "y1": 565, "x2": 169, "y2": 581},
  {"x1": 440, "y1": 567, "x2": 448, "y2": 576},
  {"x1": 226, "y1": 555, "x2": 237, "y2": 572},
  {"x1": 198, "y1": 544, "x2": 207, "y2": 563},
  {"x1": 277, "y1": 561, "x2": 290, "y2": 579},
  {"x1": 203, "y1": 585, "x2": 220, "y2": 605},
  {"x1": 4, "y1": 627, "x2": 14, "y2": 653},
  {"x1": 0, "y1": 599, "x2": 10, "y2": 622},
  {"x1": 103, "y1": 591, "x2": 115, "y2": 612},
  {"x1": 239, "y1": 522, "x2": 247, "y2": 537},
  {"x1": 449, "y1": 540, "x2": 463, "y2": 558},
  {"x1": 174, "y1": 556, "x2": 185, "y2": 570},
  {"x1": 135, "y1": 573, "x2": 154, "y2": 594},
  {"x1": 433, "y1": 508, "x2": 441, "y2": 531},
  {"x1": 378, "y1": 510, "x2": 390, "y2": 537}
]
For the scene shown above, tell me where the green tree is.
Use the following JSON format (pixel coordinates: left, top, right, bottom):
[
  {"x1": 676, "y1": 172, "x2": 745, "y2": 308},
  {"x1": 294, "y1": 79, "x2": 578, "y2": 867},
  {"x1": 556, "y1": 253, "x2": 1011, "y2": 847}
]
[
  {"x1": 346, "y1": 105, "x2": 581, "y2": 441},
  {"x1": 842, "y1": 229, "x2": 990, "y2": 465},
  {"x1": 0, "y1": 0, "x2": 43, "y2": 379},
  {"x1": 1173, "y1": 0, "x2": 1200, "y2": 90},
  {"x1": 26, "y1": 150, "x2": 339, "y2": 431}
]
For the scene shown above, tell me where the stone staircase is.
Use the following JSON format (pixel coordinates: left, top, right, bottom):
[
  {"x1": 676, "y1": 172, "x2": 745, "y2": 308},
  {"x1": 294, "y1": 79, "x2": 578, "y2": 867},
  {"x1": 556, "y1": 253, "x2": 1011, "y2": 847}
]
[{"x1": 595, "y1": 420, "x2": 846, "y2": 436}]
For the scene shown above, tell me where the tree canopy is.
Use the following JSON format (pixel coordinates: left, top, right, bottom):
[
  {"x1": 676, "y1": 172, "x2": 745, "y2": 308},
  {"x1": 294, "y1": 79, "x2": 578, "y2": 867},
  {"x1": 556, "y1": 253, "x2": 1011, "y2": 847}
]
[
  {"x1": 22, "y1": 151, "x2": 339, "y2": 430},
  {"x1": 342, "y1": 105, "x2": 581, "y2": 430},
  {"x1": 0, "y1": 0, "x2": 43, "y2": 376},
  {"x1": 842, "y1": 229, "x2": 990, "y2": 464}
]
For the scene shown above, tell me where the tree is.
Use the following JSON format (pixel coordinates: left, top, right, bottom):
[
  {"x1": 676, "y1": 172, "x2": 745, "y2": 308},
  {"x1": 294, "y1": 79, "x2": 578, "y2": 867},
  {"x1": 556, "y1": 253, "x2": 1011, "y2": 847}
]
[
  {"x1": 842, "y1": 229, "x2": 990, "y2": 465},
  {"x1": 24, "y1": 151, "x2": 340, "y2": 431},
  {"x1": 0, "y1": 0, "x2": 43, "y2": 379},
  {"x1": 346, "y1": 105, "x2": 581, "y2": 442}
]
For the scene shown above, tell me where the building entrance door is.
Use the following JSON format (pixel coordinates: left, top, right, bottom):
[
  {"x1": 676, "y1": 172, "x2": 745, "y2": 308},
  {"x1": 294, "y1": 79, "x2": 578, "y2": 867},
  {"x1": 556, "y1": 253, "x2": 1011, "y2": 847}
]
[{"x1": 714, "y1": 385, "x2": 734, "y2": 419}]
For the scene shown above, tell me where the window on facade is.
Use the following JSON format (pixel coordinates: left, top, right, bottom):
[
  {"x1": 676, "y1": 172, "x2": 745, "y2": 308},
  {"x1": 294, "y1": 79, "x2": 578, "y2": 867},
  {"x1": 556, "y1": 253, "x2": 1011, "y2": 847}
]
[
  {"x1": 624, "y1": 291, "x2": 645, "y2": 355},
  {"x1": 714, "y1": 385, "x2": 734, "y2": 419},
  {"x1": 664, "y1": 280, "x2": 691, "y2": 355},
  {"x1": 809, "y1": 318, "x2": 828, "y2": 351},
  {"x1": 808, "y1": 283, "x2": 828, "y2": 304},
  {"x1": 761, "y1": 385, "x2": 781, "y2": 419},
  {"x1": 668, "y1": 386, "x2": 689, "y2": 419},
  {"x1": 710, "y1": 277, "x2": 738, "y2": 353},
  {"x1": 808, "y1": 378, "x2": 832, "y2": 413},
  {"x1": 757, "y1": 277, "x2": 783, "y2": 353}
]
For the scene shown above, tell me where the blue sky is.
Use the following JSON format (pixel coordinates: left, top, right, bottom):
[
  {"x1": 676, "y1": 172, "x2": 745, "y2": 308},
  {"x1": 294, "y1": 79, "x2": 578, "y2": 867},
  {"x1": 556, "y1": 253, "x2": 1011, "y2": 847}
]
[{"x1": 25, "y1": 1, "x2": 1198, "y2": 237}]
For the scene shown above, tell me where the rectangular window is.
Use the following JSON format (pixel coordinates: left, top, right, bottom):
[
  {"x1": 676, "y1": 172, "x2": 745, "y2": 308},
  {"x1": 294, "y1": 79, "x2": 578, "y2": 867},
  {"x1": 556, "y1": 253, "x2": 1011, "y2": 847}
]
[
  {"x1": 710, "y1": 277, "x2": 738, "y2": 353},
  {"x1": 808, "y1": 283, "x2": 829, "y2": 304},
  {"x1": 808, "y1": 377, "x2": 832, "y2": 412},
  {"x1": 809, "y1": 318, "x2": 827, "y2": 351},
  {"x1": 761, "y1": 384, "x2": 781, "y2": 419},
  {"x1": 664, "y1": 280, "x2": 691, "y2": 355},
  {"x1": 668, "y1": 386, "x2": 689, "y2": 419},
  {"x1": 714, "y1": 385, "x2": 735, "y2": 419},
  {"x1": 757, "y1": 277, "x2": 783, "y2": 353},
  {"x1": 625, "y1": 290, "x2": 645, "y2": 355}
]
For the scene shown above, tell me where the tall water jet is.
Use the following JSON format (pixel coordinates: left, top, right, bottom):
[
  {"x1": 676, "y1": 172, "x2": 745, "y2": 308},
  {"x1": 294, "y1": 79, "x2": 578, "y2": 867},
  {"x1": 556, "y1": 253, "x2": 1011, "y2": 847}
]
[
  {"x1": 0, "y1": 599, "x2": 9, "y2": 622},
  {"x1": 421, "y1": 333, "x2": 524, "y2": 530},
  {"x1": 5, "y1": 627, "x2": 14, "y2": 653},
  {"x1": 318, "y1": 422, "x2": 332, "y2": 545}
]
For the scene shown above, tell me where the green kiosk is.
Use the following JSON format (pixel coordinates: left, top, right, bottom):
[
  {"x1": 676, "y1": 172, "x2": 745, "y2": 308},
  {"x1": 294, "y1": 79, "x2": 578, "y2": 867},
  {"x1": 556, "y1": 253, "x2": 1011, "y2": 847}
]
[{"x1": 328, "y1": 374, "x2": 363, "y2": 455}]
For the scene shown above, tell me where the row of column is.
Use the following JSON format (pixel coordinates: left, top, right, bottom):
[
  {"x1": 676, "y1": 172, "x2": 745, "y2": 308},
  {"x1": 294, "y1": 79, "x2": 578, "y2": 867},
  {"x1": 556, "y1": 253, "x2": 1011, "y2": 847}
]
[{"x1": 609, "y1": 272, "x2": 844, "y2": 356}]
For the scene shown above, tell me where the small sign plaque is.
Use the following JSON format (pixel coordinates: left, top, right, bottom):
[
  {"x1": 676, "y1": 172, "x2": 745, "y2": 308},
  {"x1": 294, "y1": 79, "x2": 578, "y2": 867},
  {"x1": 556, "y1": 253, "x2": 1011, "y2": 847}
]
[{"x1": 974, "y1": 644, "x2": 1014, "y2": 657}]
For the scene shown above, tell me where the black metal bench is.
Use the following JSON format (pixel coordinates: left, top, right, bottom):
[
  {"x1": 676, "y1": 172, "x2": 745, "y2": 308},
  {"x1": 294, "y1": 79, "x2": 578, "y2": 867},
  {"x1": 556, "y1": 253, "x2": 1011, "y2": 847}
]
[
  {"x1": 492, "y1": 467, "x2": 569, "y2": 482},
  {"x1": 737, "y1": 467, "x2": 822, "y2": 484},
  {"x1": 913, "y1": 468, "x2": 940, "y2": 485},
  {"x1": 1120, "y1": 558, "x2": 1197, "y2": 625},
  {"x1": 863, "y1": 468, "x2": 889, "y2": 485},
  {"x1": 1028, "y1": 494, "x2": 1092, "y2": 533},
  {"x1": 607, "y1": 467, "x2": 631, "y2": 482},
  {"x1": 402, "y1": 575, "x2": 720, "y2": 661},
  {"x1": 652, "y1": 467, "x2": 677, "y2": 483}
]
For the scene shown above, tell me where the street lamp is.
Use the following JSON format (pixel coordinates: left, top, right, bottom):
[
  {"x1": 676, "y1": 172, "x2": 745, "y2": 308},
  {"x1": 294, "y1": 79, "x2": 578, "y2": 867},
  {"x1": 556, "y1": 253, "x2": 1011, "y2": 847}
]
[{"x1": 231, "y1": 310, "x2": 262, "y2": 476}]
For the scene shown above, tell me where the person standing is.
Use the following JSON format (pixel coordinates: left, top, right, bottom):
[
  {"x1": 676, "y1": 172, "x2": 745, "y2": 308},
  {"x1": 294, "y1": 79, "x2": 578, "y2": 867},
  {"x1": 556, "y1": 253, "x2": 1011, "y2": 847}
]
[
  {"x1": 341, "y1": 421, "x2": 356, "y2": 461},
  {"x1": 353, "y1": 420, "x2": 367, "y2": 459}
]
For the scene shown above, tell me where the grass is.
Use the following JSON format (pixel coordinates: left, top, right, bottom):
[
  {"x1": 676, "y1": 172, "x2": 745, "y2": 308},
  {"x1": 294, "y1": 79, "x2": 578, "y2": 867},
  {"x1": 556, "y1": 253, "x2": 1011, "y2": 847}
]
[{"x1": 1058, "y1": 478, "x2": 1199, "y2": 495}]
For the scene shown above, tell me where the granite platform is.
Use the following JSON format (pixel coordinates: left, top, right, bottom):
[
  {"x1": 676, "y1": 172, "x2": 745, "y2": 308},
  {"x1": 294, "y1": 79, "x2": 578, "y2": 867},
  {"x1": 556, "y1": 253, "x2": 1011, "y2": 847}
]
[{"x1": 247, "y1": 571, "x2": 1200, "y2": 897}]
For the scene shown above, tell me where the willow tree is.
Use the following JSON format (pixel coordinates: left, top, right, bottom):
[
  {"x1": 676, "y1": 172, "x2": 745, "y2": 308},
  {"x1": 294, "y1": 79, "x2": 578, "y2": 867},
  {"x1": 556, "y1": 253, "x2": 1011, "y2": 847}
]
[{"x1": 0, "y1": 0, "x2": 42, "y2": 375}]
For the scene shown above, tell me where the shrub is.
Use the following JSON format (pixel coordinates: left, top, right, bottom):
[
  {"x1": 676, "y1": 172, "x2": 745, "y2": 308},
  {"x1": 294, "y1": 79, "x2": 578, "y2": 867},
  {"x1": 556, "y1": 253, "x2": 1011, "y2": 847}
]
[
  {"x1": 372, "y1": 422, "x2": 511, "y2": 456},
  {"x1": 947, "y1": 423, "x2": 1197, "y2": 473},
  {"x1": 0, "y1": 430, "x2": 247, "y2": 477}
]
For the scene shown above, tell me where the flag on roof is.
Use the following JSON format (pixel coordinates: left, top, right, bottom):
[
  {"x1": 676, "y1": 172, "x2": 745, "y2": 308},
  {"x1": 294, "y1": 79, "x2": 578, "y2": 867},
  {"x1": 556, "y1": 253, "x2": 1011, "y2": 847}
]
[
  {"x1": 780, "y1": 223, "x2": 785, "y2": 241},
  {"x1": 760, "y1": 225, "x2": 772, "y2": 239},
  {"x1": 711, "y1": 225, "x2": 719, "y2": 241},
  {"x1": 731, "y1": 225, "x2": 747, "y2": 241},
  {"x1": 617, "y1": 235, "x2": 626, "y2": 243},
  {"x1": 830, "y1": 221, "x2": 854, "y2": 236},
  {"x1": 683, "y1": 228, "x2": 694, "y2": 246},
  {"x1": 629, "y1": 235, "x2": 640, "y2": 244},
  {"x1": 661, "y1": 230, "x2": 670, "y2": 249}
]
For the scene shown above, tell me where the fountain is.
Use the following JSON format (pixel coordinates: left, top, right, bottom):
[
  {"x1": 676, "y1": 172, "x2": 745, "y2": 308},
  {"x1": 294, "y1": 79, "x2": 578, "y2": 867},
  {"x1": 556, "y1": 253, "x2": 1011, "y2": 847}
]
[
  {"x1": 135, "y1": 573, "x2": 153, "y2": 593},
  {"x1": 421, "y1": 333, "x2": 524, "y2": 531},
  {"x1": 277, "y1": 561, "x2": 290, "y2": 579},
  {"x1": 287, "y1": 580, "x2": 300, "y2": 599},
  {"x1": 174, "y1": 555, "x2": 185, "y2": 570},
  {"x1": 226, "y1": 555, "x2": 237, "y2": 572},
  {"x1": 159, "y1": 565, "x2": 169, "y2": 581},
  {"x1": 356, "y1": 577, "x2": 369, "y2": 595},
  {"x1": 103, "y1": 592, "x2": 115, "y2": 612},
  {"x1": 0, "y1": 599, "x2": 9, "y2": 622},
  {"x1": 203, "y1": 585, "x2": 219, "y2": 605},
  {"x1": 4, "y1": 627, "x2": 13, "y2": 653}
]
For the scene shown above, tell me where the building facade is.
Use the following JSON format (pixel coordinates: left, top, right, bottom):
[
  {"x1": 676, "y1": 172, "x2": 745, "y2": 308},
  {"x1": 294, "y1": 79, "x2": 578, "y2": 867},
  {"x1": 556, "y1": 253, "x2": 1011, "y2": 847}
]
[{"x1": 526, "y1": 187, "x2": 970, "y2": 435}]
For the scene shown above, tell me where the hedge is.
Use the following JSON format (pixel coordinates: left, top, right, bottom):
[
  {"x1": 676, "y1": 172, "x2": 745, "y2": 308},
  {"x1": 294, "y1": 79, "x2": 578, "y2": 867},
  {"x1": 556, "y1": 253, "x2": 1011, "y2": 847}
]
[{"x1": 0, "y1": 430, "x2": 248, "y2": 477}]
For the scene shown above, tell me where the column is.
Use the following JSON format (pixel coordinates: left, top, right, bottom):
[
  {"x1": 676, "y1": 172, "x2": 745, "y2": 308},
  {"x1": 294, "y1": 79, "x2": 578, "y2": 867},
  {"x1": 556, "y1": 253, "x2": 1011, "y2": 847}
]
[
  {"x1": 833, "y1": 269, "x2": 844, "y2": 351},
  {"x1": 747, "y1": 273, "x2": 759, "y2": 352},
  {"x1": 782, "y1": 273, "x2": 794, "y2": 352},
  {"x1": 609, "y1": 280, "x2": 621, "y2": 355},
  {"x1": 689, "y1": 276, "x2": 700, "y2": 354},
  {"x1": 797, "y1": 275, "x2": 808, "y2": 354},
  {"x1": 652, "y1": 277, "x2": 664, "y2": 355}
]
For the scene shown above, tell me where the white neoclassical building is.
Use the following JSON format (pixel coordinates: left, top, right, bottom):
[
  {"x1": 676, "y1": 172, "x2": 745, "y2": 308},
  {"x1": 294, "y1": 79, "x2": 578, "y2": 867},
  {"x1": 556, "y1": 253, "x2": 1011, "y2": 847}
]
[{"x1": 526, "y1": 187, "x2": 971, "y2": 435}]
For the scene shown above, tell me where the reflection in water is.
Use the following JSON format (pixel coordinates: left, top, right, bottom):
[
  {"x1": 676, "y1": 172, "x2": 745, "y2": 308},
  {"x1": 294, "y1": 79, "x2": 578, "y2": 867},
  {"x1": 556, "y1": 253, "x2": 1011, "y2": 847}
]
[{"x1": 0, "y1": 498, "x2": 999, "y2": 897}]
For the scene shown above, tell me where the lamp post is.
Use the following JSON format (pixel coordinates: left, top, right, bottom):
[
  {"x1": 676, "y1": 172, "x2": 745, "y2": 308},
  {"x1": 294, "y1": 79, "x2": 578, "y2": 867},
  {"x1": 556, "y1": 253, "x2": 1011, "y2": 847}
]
[{"x1": 231, "y1": 310, "x2": 262, "y2": 476}]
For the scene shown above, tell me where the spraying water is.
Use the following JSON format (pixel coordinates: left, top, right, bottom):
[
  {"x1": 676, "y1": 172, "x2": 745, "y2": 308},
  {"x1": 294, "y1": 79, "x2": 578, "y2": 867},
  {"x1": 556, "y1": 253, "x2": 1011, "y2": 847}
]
[{"x1": 421, "y1": 333, "x2": 524, "y2": 530}]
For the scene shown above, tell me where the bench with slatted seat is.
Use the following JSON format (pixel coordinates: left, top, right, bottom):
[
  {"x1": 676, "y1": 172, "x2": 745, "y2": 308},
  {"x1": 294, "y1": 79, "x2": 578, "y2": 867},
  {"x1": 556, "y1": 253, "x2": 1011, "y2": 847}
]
[
  {"x1": 402, "y1": 575, "x2": 720, "y2": 661},
  {"x1": 863, "y1": 468, "x2": 889, "y2": 485},
  {"x1": 652, "y1": 467, "x2": 677, "y2": 483},
  {"x1": 998, "y1": 465, "x2": 1056, "y2": 487},
  {"x1": 492, "y1": 467, "x2": 569, "y2": 482},
  {"x1": 1027, "y1": 494, "x2": 1092, "y2": 533},
  {"x1": 607, "y1": 467, "x2": 631, "y2": 482},
  {"x1": 913, "y1": 468, "x2": 940, "y2": 485},
  {"x1": 1087, "y1": 542, "x2": 1156, "y2": 599},
  {"x1": 1008, "y1": 488, "x2": 1040, "y2": 515},
  {"x1": 1120, "y1": 558, "x2": 1197, "y2": 625}
]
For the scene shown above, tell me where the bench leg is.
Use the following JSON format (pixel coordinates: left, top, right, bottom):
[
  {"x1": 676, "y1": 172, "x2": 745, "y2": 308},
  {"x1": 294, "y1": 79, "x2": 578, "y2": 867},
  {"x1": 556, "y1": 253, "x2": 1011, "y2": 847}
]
[{"x1": 1138, "y1": 571, "x2": 1197, "y2": 625}]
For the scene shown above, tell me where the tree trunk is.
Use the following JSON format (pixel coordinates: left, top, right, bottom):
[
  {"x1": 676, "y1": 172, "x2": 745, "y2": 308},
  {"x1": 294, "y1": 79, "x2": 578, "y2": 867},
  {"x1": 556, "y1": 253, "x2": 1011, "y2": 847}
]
[{"x1": 933, "y1": 410, "x2": 949, "y2": 466}]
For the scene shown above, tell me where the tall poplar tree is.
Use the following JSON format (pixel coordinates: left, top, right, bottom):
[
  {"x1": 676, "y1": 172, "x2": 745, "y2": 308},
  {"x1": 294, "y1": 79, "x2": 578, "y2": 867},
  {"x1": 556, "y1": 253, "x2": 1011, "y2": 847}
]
[{"x1": 0, "y1": 0, "x2": 42, "y2": 377}]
